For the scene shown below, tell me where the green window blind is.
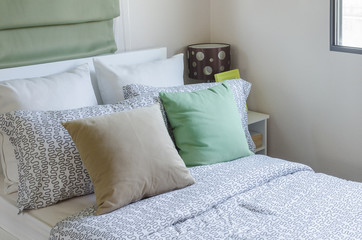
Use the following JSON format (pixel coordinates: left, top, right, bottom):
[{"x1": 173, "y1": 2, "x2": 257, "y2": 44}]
[{"x1": 0, "y1": 0, "x2": 120, "y2": 69}]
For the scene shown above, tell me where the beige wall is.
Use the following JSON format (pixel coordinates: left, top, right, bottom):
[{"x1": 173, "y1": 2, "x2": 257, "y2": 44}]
[
  {"x1": 125, "y1": 0, "x2": 210, "y2": 83},
  {"x1": 210, "y1": 0, "x2": 362, "y2": 181},
  {"x1": 123, "y1": 0, "x2": 362, "y2": 181},
  {"x1": 127, "y1": 0, "x2": 210, "y2": 57}
]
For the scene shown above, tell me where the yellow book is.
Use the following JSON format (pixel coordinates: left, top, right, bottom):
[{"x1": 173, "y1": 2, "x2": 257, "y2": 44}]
[{"x1": 214, "y1": 69, "x2": 240, "y2": 82}]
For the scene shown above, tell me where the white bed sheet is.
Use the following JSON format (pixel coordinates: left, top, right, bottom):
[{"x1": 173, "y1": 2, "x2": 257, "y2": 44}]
[{"x1": 0, "y1": 172, "x2": 96, "y2": 240}]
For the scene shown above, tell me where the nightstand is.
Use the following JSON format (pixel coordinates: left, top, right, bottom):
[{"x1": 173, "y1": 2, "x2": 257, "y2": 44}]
[{"x1": 247, "y1": 111, "x2": 270, "y2": 155}]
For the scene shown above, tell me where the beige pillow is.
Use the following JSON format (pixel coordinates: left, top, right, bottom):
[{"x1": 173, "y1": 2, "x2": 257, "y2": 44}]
[{"x1": 62, "y1": 104, "x2": 195, "y2": 215}]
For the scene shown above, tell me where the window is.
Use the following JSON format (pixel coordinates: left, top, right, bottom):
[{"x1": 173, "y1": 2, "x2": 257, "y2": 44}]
[{"x1": 330, "y1": 0, "x2": 362, "y2": 54}]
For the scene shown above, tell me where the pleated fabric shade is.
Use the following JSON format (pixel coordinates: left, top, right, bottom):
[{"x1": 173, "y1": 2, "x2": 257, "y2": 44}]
[{"x1": 0, "y1": 0, "x2": 120, "y2": 69}]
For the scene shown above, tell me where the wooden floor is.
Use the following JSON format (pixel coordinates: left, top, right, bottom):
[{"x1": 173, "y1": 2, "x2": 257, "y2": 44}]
[{"x1": 0, "y1": 227, "x2": 17, "y2": 240}]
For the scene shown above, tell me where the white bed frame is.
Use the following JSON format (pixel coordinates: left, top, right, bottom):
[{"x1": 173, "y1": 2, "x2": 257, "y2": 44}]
[
  {"x1": 0, "y1": 47, "x2": 167, "y2": 240},
  {"x1": 0, "y1": 47, "x2": 167, "y2": 103}
]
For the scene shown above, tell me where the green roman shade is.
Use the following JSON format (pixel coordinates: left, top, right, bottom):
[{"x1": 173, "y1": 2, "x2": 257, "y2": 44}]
[{"x1": 0, "y1": 0, "x2": 120, "y2": 69}]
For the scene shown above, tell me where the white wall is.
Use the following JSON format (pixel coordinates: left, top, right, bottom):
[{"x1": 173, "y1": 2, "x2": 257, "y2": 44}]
[{"x1": 210, "y1": 0, "x2": 362, "y2": 181}]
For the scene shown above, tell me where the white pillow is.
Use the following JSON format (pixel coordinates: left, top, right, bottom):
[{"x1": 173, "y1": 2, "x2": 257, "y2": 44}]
[
  {"x1": 0, "y1": 134, "x2": 18, "y2": 194},
  {"x1": 0, "y1": 64, "x2": 97, "y2": 194},
  {"x1": 0, "y1": 64, "x2": 97, "y2": 113},
  {"x1": 93, "y1": 53, "x2": 184, "y2": 104}
]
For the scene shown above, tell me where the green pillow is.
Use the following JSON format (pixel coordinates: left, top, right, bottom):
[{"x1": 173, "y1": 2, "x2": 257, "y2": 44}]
[{"x1": 159, "y1": 83, "x2": 253, "y2": 167}]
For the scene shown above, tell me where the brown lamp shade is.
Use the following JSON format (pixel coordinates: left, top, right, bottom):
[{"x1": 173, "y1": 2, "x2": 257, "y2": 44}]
[{"x1": 187, "y1": 43, "x2": 230, "y2": 81}]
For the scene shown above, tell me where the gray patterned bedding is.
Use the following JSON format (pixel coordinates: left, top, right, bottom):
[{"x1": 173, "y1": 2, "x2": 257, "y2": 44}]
[{"x1": 50, "y1": 155, "x2": 362, "y2": 239}]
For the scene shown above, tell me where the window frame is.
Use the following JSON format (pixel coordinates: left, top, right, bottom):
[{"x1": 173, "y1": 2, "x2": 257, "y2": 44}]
[{"x1": 330, "y1": 0, "x2": 362, "y2": 54}]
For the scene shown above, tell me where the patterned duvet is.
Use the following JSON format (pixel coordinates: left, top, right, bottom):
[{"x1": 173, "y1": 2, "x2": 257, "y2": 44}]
[{"x1": 50, "y1": 155, "x2": 362, "y2": 239}]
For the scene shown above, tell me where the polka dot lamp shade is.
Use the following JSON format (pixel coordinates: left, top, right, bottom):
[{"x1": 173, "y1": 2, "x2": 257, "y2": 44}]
[{"x1": 187, "y1": 43, "x2": 230, "y2": 81}]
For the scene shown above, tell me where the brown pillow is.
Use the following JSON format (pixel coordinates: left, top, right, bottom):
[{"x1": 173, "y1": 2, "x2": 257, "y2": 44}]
[{"x1": 62, "y1": 104, "x2": 195, "y2": 215}]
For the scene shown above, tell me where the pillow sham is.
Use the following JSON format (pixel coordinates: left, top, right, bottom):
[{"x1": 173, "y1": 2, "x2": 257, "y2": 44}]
[
  {"x1": 0, "y1": 94, "x2": 160, "y2": 210},
  {"x1": 123, "y1": 79, "x2": 256, "y2": 153},
  {"x1": 160, "y1": 84, "x2": 253, "y2": 166},
  {"x1": 93, "y1": 53, "x2": 184, "y2": 104},
  {"x1": 0, "y1": 64, "x2": 98, "y2": 194},
  {"x1": 62, "y1": 104, "x2": 195, "y2": 215}
]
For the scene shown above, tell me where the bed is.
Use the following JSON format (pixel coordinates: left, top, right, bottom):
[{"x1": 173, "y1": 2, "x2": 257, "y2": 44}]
[{"x1": 0, "y1": 48, "x2": 361, "y2": 240}]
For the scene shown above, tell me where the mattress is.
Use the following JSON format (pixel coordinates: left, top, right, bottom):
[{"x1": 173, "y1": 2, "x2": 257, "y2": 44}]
[{"x1": 0, "y1": 172, "x2": 96, "y2": 240}]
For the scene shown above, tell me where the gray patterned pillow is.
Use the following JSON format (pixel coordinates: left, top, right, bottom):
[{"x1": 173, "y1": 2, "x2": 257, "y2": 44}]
[
  {"x1": 123, "y1": 79, "x2": 256, "y2": 152},
  {"x1": 0, "y1": 95, "x2": 159, "y2": 211}
]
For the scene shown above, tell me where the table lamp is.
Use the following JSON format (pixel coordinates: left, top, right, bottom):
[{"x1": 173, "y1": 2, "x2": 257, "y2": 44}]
[{"x1": 187, "y1": 43, "x2": 230, "y2": 82}]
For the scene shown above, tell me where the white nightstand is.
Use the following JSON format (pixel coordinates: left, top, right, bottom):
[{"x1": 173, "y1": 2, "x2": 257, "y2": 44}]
[{"x1": 247, "y1": 111, "x2": 270, "y2": 155}]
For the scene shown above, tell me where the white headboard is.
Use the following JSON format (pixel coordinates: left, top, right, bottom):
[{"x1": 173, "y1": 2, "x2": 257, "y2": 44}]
[{"x1": 0, "y1": 47, "x2": 167, "y2": 103}]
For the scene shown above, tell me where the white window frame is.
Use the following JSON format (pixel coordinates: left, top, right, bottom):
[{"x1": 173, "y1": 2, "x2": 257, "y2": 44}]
[{"x1": 330, "y1": 0, "x2": 362, "y2": 54}]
